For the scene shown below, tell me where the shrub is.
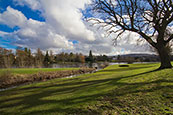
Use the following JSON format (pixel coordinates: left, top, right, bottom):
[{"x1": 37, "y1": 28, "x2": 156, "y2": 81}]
[{"x1": 119, "y1": 65, "x2": 129, "y2": 67}]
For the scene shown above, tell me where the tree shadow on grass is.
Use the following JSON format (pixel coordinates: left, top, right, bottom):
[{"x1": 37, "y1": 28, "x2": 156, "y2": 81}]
[{"x1": 0, "y1": 68, "x2": 172, "y2": 115}]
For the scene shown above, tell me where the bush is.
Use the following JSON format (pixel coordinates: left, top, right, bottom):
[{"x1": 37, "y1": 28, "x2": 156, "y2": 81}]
[
  {"x1": 0, "y1": 70, "x2": 13, "y2": 87},
  {"x1": 119, "y1": 65, "x2": 129, "y2": 67},
  {"x1": 0, "y1": 70, "x2": 12, "y2": 82}
]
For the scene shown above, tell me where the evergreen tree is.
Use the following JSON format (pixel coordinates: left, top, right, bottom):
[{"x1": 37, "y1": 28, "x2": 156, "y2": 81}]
[
  {"x1": 28, "y1": 48, "x2": 34, "y2": 67},
  {"x1": 89, "y1": 50, "x2": 94, "y2": 63},
  {"x1": 24, "y1": 47, "x2": 28, "y2": 53},
  {"x1": 44, "y1": 50, "x2": 50, "y2": 67},
  {"x1": 49, "y1": 50, "x2": 54, "y2": 63}
]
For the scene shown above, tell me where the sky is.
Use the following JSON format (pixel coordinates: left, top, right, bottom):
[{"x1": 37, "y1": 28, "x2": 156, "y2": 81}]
[{"x1": 0, "y1": 0, "x2": 151, "y2": 55}]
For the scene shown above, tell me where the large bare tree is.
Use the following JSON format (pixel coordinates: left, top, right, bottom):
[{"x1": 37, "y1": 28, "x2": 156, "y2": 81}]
[{"x1": 88, "y1": 0, "x2": 173, "y2": 69}]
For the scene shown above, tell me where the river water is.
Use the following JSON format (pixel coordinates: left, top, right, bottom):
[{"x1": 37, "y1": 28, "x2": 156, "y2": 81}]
[
  {"x1": 49, "y1": 62, "x2": 153, "y2": 68},
  {"x1": 49, "y1": 62, "x2": 127, "y2": 69}
]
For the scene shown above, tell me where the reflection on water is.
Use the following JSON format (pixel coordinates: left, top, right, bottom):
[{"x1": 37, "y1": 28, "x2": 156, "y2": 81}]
[
  {"x1": 50, "y1": 63, "x2": 102, "y2": 69},
  {"x1": 50, "y1": 62, "x2": 125, "y2": 69},
  {"x1": 8, "y1": 62, "x2": 156, "y2": 69},
  {"x1": 49, "y1": 62, "x2": 156, "y2": 69}
]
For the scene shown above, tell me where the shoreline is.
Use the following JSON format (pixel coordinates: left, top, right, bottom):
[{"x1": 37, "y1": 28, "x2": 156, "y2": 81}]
[{"x1": 0, "y1": 68, "x2": 96, "y2": 91}]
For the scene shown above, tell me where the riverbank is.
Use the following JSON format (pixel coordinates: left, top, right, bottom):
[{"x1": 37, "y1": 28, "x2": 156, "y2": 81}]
[
  {"x1": 0, "y1": 68, "x2": 95, "y2": 89},
  {"x1": 0, "y1": 63, "x2": 172, "y2": 115},
  {"x1": 0, "y1": 68, "x2": 79, "y2": 75}
]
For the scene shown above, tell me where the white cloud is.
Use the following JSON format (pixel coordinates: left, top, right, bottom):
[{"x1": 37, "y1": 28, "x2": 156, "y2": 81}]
[
  {"x1": 0, "y1": 7, "x2": 74, "y2": 51},
  {"x1": 13, "y1": 0, "x2": 42, "y2": 11},
  {"x1": 40, "y1": 0, "x2": 95, "y2": 42},
  {"x1": 13, "y1": 19, "x2": 74, "y2": 50},
  {"x1": 0, "y1": 6, "x2": 27, "y2": 28},
  {"x1": 0, "y1": 0, "x2": 152, "y2": 55}
]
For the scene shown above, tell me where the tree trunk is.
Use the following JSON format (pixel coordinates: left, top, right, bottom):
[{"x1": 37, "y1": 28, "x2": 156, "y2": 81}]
[{"x1": 157, "y1": 44, "x2": 172, "y2": 69}]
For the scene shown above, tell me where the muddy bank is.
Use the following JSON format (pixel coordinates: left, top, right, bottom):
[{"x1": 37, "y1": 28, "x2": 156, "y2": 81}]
[{"x1": 0, "y1": 68, "x2": 95, "y2": 89}]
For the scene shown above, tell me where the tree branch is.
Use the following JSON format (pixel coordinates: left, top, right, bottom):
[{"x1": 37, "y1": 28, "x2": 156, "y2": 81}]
[
  {"x1": 166, "y1": 34, "x2": 173, "y2": 43},
  {"x1": 89, "y1": 0, "x2": 172, "y2": 48}
]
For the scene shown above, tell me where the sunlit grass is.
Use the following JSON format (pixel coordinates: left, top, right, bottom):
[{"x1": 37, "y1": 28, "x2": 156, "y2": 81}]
[
  {"x1": 0, "y1": 68, "x2": 79, "y2": 75},
  {"x1": 0, "y1": 63, "x2": 172, "y2": 114}
]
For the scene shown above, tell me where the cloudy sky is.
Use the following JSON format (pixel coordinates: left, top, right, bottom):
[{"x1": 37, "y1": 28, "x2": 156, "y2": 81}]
[{"x1": 0, "y1": 0, "x2": 151, "y2": 55}]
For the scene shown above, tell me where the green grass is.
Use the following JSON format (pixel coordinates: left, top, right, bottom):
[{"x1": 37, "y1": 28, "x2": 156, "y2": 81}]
[
  {"x1": 0, "y1": 63, "x2": 173, "y2": 115},
  {"x1": 0, "y1": 68, "x2": 79, "y2": 75}
]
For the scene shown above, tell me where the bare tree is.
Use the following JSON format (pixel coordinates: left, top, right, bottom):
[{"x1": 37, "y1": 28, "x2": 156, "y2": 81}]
[
  {"x1": 88, "y1": 0, "x2": 173, "y2": 69},
  {"x1": 16, "y1": 49, "x2": 28, "y2": 68},
  {"x1": 0, "y1": 48, "x2": 15, "y2": 68},
  {"x1": 35, "y1": 48, "x2": 44, "y2": 68}
]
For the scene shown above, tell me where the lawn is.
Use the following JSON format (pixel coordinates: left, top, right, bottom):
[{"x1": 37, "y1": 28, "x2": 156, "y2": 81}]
[
  {"x1": 0, "y1": 63, "x2": 173, "y2": 115},
  {"x1": 0, "y1": 68, "x2": 79, "y2": 75}
]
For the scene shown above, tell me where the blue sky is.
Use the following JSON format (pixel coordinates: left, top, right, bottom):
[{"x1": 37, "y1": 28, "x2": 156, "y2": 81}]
[
  {"x1": 0, "y1": 0, "x2": 152, "y2": 55},
  {"x1": 0, "y1": 0, "x2": 45, "y2": 20},
  {"x1": 0, "y1": 0, "x2": 45, "y2": 49},
  {"x1": 0, "y1": 0, "x2": 45, "y2": 31}
]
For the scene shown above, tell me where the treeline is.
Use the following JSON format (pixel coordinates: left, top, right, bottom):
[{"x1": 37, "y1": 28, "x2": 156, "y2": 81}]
[{"x1": 0, "y1": 47, "x2": 86, "y2": 68}]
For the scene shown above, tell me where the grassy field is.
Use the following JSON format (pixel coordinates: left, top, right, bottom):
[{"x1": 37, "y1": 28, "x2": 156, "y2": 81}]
[
  {"x1": 0, "y1": 63, "x2": 173, "y2": 115},
  {"x1": 0, "y1": 68, "x2": 79, "y2": 75}
]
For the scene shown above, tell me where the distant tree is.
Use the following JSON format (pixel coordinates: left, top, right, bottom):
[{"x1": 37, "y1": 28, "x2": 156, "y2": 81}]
[
  {"x1": 27, "y1": 48, "x2": 35, "y2": 67},
  {"x1": 35, "y1": 48, "x2": 44, "y2": 68},
  {"x1": 69, "y1": 52, "x2": 75, "y2": 62},
  {"x1": 117, "y1": 55, "x2": 121, "y2": 61},
  {"x1": 64, "y1": 53, "x2": 69, "y2": 62},
  {"x1": 49, "y1": 50, "x2": 54, "y2": 63},
  {"x1": 89, "y1": 0, "x2": 173, "y2": 69},
  {"x1": 102, "y1": 55, "x2": 109, "y2": 61},
  {"x1": 44, "y1": 51, "x2": 50, "y2": 67},
  {"x1": 0, "y1": 48, "x2": 3, "y2": 67},
  {"x1": 4, "y1": 50, "x2": 15, "y2": 68},
  {"x1": 0, "y1": 48, "x2": 15, "y2": 68},
  {"x1": 89, "y1": 50, "x2": 94, "y2": 63},
  {"x1": 75, "y1": 53, "x2": 80, "y2": 62},
  {"x1": 59, "y1": 52, "x2": 65, "y2": 62},
  {"x1": 24, "y1": 47, "x2": 28, "y2": 53},
  {"x1": 28, "y1": 49, "x2": 31, "y2": 55},
  {"x1": 23, "y1": 47, "x2": 32, "y2": 67},
  {"x1": 126, "y1": 57, "x2": 134, "y2": 64},
  {"x1": 96, "y1": 55, "x2": 109, "y2": 62},
  {"x1": 16, "y1": 49, "x2": 28, "y2": 68},
  {"x1": 79, "y1": 53, "x2": 85, "y2": 63}
]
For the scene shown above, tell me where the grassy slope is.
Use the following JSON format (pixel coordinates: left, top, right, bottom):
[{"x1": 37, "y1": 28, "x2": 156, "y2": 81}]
[
  {"x1": 0, "y1": 68, "x2": 79, "y2": 75},
  {"x1": 0, "y1": 63, "x2": 172, "y2": 115}
]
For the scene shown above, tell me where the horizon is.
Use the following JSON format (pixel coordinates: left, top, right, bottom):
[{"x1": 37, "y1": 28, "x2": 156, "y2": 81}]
[{"x1": 0, "y1": 46, "x2": 157, "y2": 57}]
